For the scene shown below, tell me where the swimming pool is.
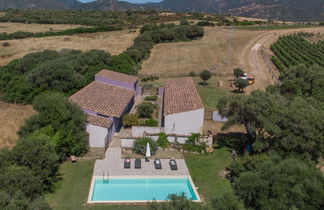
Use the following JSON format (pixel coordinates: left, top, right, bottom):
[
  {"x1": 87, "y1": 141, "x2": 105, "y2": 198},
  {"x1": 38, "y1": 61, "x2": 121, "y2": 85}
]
[{"x1": 88, "y1": 176, "x2": 200, "y2": 203}]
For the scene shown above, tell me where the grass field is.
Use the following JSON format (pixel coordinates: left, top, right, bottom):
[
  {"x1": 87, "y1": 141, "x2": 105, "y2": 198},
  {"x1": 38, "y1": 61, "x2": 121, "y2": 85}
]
[
  {"x1": 185, "y1": 147, "x2": 234, "y2": 203},
  {"x1": 140, "y1": 27, "x2": 264, "y2": 76},
  {"x1": 0, "y1": 22, "x2": 86, "y2": 33},
  {"x1": 0, "y1": 101, "x2": 36, "y2": 149},
  {"x1": 0, "y1": 30, "x2": 139, "y2": 66}
]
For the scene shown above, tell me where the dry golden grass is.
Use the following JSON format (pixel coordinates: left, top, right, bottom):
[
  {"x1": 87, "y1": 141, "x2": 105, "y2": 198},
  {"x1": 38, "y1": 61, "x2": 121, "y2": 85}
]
[
  {"x1": 0, "y1": 101, "x2": 36, "y2": 149},
  {"x1": 140, "y1": 27, "x2": 264, "y2": 76},
  {"x1": 0, "y1": 30, "x2": 139, "y2": 66},
  {"x1": 0, "y1": 22, "x2": 86, "y2": 33}
]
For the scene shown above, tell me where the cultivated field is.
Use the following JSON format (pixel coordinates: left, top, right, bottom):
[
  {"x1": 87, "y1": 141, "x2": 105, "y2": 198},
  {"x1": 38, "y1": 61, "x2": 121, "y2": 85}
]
[
  {"x1": 0, "y1": 101, "x2": 36, "y2": 149},
  {"x1": 0, "y1": 22, "x2": 86, "y2": 33},
  {"x1": 140, "y1": 27, "x2": 264, "y2": 76},
  {"x1": 0, "y1": 30, "x2": 139, "y2": 66}
]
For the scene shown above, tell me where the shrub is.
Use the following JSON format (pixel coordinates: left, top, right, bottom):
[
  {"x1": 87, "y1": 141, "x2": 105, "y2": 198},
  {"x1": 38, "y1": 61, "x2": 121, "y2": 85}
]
[
  {"x1": 141, "y1": 75, "x2": 159, "y2": 82},
  {"x1": 2, "y1": 42, "x2": 9, "y2": 47},
  {"x1": 139, "y1": 118, "x2": 158, "y2": 127},
  {"x1": 189, "y1": 71, "x2": 197, "y2": 77},
  {"x1": 200, "y1": 69, "x2": 212, "y2": 85},
  {"x1": 122, "y1": 113, "x2": 139, "y2": 128},
  {"x1": 197, "y1": 21, "x2": 215, "y2": 27},
  {"x1": 144, "y1": 95, "x2": 158, "y2": 101},
  {"x1": 133, "y1": 138, "x2": 158, "y2": 155},
  {"x1": 136, "y1": 102, "x2": 155, "y2": 118},
  {"x1": 157, "y1": 133, "x2": 169, "y2": 149},
  {"x1": 183, "y1": 133, "x2": 207, "y2": 153}
]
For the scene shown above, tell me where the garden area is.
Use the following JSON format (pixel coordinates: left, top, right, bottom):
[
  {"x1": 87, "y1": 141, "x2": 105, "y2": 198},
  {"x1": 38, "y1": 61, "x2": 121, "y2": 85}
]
[{"x1": 45, "y1": 141, "x2": 234, "y2": 210}]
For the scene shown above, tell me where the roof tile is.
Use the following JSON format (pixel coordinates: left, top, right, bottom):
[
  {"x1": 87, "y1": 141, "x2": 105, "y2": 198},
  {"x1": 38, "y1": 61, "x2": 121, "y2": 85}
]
[
  {"x1": 70, "y1": 81, "x2": 135, "y2": 118},
  {"x1": 87, "y1": 114, "x2": 113, "y2": 128},
  {"x1": 164, "y1": 77, "x2": 204, "y2": 115},
  {"x1": 96, "y1": 69, "x2": 138, "y2": 84}
]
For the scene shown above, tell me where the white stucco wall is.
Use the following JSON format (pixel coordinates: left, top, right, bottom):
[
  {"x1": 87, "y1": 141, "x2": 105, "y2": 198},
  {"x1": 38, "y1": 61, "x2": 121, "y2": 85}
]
[
  {"x1": 86, "y1": 124, "x2": 109, "y2": 148},
  {"x1": 164, "y1": 108, "x2": 204, "y2": 135}
]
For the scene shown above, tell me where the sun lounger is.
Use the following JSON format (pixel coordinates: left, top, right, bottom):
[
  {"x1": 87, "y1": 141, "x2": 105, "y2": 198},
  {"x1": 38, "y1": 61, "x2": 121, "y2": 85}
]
[
  {"x1": 169, "y1": 159, "x2": 178, "y2": 170},
  {"x1": 154, "y1": 159, "x2": 162, "y2": 169},
  {"x1": 135, "y1": 158, "x2": 141, "y2": 169},
  {"x1": 124, "y1": 158, "x2": 131, "y2": 169}
]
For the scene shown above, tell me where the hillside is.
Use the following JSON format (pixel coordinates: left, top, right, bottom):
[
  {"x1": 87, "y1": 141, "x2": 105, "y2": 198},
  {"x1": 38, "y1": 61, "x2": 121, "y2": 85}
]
[
  {"x1": 0, "y1": 0, "x2": 323, "y2": 22},
  {"x1": 76, "y1": 0, "x2": 143, "y2": 10},
  {"x1": 0, "y1": 0, "x2": 81, "y2": 10},
  {"x1": 143, "y1": 0, "x2": 324, "y2": 22}
]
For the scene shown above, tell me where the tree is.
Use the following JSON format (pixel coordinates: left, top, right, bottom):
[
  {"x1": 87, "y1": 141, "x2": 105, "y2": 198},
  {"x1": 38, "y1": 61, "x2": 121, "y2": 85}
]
[
  {"x1": 136, "y1": 102, "x2": 155, "y2": 118},
  {"x1": 234, "y1": 78, "x2": 249, "y2": 93},
  {"x1": 200, "y1": 70, "x2": 211, "y2": 85},
  {"x1": 12, "y1": 136, "x2": 59, "y2": 189},
  {"x1": 211, "y1": 193, "x2": 245, "y2": 210},
  {"x1": 0, "y1": 165, "x2": 43, "y2": 199},
  {"x1": 19, "y1": 92, "x2": 88, "y2": 160},
  {"x1": 217, "y1": 91, "x2": 324, "y2": 160},
  {"x1": 233, "y1": 68, "x2": 245, "y2": 79},
  {"x1": 231, "y1": 157, "x2": 324, "y2": 210}
]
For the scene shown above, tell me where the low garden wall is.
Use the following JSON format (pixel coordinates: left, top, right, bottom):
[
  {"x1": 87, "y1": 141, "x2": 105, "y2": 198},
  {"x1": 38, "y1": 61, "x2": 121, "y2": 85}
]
[{"x1": 132, "y1": 126, "x2": 164, "y2": 137}]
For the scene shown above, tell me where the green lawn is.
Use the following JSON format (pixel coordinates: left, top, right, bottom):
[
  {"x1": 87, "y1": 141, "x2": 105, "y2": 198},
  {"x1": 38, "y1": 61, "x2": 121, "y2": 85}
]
[
  {"x1": 184, "y1": 147, "x2": 234, "y2": 202},
  {"x1": 45, "y1": 160, "x2": 147, "y2": 210},
  {"x1": 194, "y1": 78, "x2": 230, "y2": 110}
]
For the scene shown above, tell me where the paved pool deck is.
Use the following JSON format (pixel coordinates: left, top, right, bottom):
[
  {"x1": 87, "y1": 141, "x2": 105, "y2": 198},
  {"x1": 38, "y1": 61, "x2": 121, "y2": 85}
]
[{"x1": 93, "y1": 147, "x2": 190, "y2": 176}]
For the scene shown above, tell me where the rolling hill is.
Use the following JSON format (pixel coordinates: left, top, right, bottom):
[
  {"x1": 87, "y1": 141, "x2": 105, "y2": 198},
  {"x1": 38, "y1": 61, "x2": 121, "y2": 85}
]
[
  {"x1": 0, "y1": 0, "x2": 323, "y2": 21},
  {"x1": 0, "y1": 0, "x2": 81, "y2": 10}
]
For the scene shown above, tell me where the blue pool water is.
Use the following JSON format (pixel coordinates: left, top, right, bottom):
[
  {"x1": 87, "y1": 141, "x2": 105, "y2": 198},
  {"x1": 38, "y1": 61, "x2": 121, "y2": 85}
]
[{"x1": 91, "y1": 178, "x2": 198, "y2": 201}]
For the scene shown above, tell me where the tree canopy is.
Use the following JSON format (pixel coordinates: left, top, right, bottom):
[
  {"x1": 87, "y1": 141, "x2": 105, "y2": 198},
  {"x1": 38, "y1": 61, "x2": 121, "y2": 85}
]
[{"x1": 230, "y1": 157, "x2": 324, "y2": 210}]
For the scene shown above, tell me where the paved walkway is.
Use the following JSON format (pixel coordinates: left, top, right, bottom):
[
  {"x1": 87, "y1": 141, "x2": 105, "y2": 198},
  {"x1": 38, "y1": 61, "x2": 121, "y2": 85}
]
[{"x1": 93, "y1": 147, "x2": 190, "y2": 176}]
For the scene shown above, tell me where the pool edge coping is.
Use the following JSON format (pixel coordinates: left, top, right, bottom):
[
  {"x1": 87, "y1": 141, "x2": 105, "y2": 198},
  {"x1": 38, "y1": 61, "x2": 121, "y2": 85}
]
[{"x1": 87, "y1": 175, "x2": 202, "y2": 204}]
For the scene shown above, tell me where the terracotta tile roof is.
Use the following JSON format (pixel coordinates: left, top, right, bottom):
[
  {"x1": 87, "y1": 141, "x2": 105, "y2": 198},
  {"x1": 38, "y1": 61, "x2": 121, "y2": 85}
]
[
  {"x1": 96, "y1": 69, "x2": 138, "y2": 84},
  {"x1": 87, "y1": 114, "x2": 113, "y2": 128},
  {"x1": 70, "y1": 81, "x2": 135, "y2": 118},
  {"x1": 163, "y1": 77, "x2": 204, "y2": 116}
]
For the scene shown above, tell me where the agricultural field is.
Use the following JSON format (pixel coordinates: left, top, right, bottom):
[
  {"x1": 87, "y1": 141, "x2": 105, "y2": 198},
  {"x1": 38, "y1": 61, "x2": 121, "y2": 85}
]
[
  {"x1": 140, "y1": 27, "x2": 264, "y2": 76},
  {"x1": 271, "y1": 33, "x2": 324, "y2": 71},
  {"x1": 0, "y1": 22, "x2": 86, "y2": 33},
  {"x1": 0, "y1": 30, "x2": 139, "y2": 66},
  {"x1": 0, "y1": 101, "x2": 36, "y2": 149}
]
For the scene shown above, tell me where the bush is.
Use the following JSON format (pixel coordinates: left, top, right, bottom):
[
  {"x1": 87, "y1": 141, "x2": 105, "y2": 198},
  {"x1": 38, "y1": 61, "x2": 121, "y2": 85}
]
[
  {"x1": 141, "y1": 75, "x2": 159, "y2": 82},
  {"x1": 189, "y1": 71, "x2": 197, "y2": 77},
  {"x1": 197, "y1": 21, "x2": 215, "y2": 27},
  {"x1": 144, "y1": 95, "x2": 158, "y2": 101},
  {"x1": 133, "y1": 138, "x2": 158, "y2": 156},
  {"x1": 136, "y1": 102, "x2": 155, "y2": 118},
  {"x1": 139, "y1": 118, "x2": 158, "y2": 127},
  {"x1": 2, "y1": 42, "x2": 9, "y2": 47},
  {"x1": 183, "y1": 133, "x2": 207, "y2": 153},
  {"x1": 122, "y1": 113, "x2": 139, "y2": 128},
  {"x1": 157, "y1": 133, "x2": 169, "y2": 149}
]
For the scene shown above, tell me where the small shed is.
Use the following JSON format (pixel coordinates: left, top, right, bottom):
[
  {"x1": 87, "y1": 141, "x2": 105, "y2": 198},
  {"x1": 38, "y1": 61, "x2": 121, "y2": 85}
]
[{"x1": 212, "y1": 112, "x2": 228, "y2": 122}]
